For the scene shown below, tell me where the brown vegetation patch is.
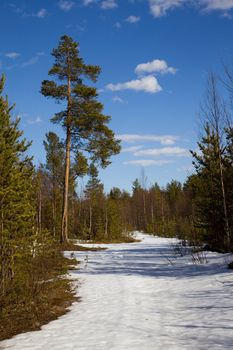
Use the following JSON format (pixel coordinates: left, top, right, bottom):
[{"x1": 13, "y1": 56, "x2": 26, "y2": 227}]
[
  {"x1": 61, "y1": 241, "x2": 106, "y2": 251},
  {"x1": 0, "y1": 247, "x2": 78, "y2": 341},
  {"x1": 90, "y1": 235, "x2": 140, "y2": 244}
]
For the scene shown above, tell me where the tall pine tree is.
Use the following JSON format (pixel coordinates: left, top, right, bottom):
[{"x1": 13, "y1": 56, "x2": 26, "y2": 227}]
[{"x1": 41, "y1": 35, "x2": 120, "y2": 242}]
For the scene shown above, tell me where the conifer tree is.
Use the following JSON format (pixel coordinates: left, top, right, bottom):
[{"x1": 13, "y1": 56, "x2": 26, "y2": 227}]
[
  {"x1": 191, "y1": 74, "x2": 231, "y2": 250},
  {"x1": 0, "y1": 75, "x2": 34, "y2": 293},
  {"x1": 84, "y1": 164, "x2": 104, "y2": 239},
  {"x1": 43, "y1": 132, "x2": 65, "y2": 237},
  {"x1": 107, "y1": 189, "x2": 124, "y2": 240},
  {"x1": 41, "y1": 35, "x2": 121, "y2": 242},
  {"x1": 191, "y1": 124, "x2": 227, "y2": 249},
  {"x1": 132, "y1": 178, "x2": 144, "y2": 230}
]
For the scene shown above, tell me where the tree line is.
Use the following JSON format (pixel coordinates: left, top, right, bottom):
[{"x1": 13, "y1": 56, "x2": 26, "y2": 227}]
[{"x1": 36, "y1": 70, "x2": 233, "y2": 254}]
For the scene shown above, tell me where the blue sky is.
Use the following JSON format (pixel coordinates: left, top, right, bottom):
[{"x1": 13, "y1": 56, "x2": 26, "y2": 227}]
[{"x1": 1, "y1": 0, "x2": 233, "y2": 192}]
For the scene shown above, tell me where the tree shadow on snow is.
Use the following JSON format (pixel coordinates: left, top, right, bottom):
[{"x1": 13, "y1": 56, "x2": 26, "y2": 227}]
[{"x1": 72, "y1": 246, "x2": 231, "y2": 279}]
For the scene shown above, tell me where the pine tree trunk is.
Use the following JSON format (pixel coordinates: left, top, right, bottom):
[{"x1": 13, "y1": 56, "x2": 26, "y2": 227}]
[
  {"x1": 61, "y1": 59, "x2": 71, "y2": 244},
  {"x1": 161, "y1": 194, "x2": 165, "y2": 235},
  {"x1": 143, "y1": 192, "x2": 146, "y2": 229},
  {"x1": 151, "y1": 205, "x2": 155, "y2": 233},
  {"x1": 61, "y1": 126, "x2": 71, "y2": 243},
  {"x1": 52, "y1": 177, "x2": 56, "y2": 238},
  {"x1": 104, "y1": 208, "x2": 108, "y2": 238},
  {"x1": 38, "y1": 186, "x2": 42, "y2": 234},
  {"x1": 89, "y1": 205, "x2": 92, "y2": 235}
]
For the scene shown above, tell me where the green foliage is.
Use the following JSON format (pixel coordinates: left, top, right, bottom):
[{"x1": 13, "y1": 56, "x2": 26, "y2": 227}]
[
  {"x1": 41, "y1": 35, "x2": 121, "y2": 169},
  {"x1": 41, "y1": 35, "x2": 121, "y2": 242},
  {"x1": 190, "y1": 123, "x2": 228, "y2": 250},
  {"x1": 43, "y1": 132, "x2": 65, "y2": 184},
  {"x1": 132, "y1": 178, "x2": 142, "y2": 193},
  {"x1": 42, "y1": 132, "x2": 65, "y2": 237},
  {"x1": 0, "y1": 238, "x2": 76, "y2": 341},
  {"x1": 0, "y1": 75, "x2": 35, "y2": 293}
]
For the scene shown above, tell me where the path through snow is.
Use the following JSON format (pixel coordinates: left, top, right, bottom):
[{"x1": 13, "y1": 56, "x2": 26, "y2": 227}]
[{"x1": 1, "y1": 233, "x2": 233, "y2": 349}]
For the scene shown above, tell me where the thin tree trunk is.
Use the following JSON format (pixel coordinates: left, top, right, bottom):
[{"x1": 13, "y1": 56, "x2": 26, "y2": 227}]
[
  {"x1": 161, "y1": 194, "x2": 165, "y2": 235},
  {"x1": 105, "y1": 208, "x2": 108, "y2": 238},
  {"x1": 218, "y1": 150, "x2": 231, "y2": 250},
  {"x1": 52, "y1": 177, "x2": 56, "y2": 238},
  {"x1": 0, "y1": 210, "x2": 5, "y2": 294},
  {"x1": 151, "y1": 205, "x2": 155, "y2": 234},
  {"x1": 143, "y1": 192, "x2": 146, "y2": 229},
  {"x1": 52, "y1": 200, "x2": 56, "y2": 238},
  {"x1": 61, "y1": 56, "x2": 71, "y2": 244},
  {"x1": 61, "y1": 126, "x2": 71, "y2": 243},
  {"x1": 89, "y1": 205, "x2": 92, "y2": 235},
  {"x1": 38, "y1": 185, "x2": 42, "y2": 234}
]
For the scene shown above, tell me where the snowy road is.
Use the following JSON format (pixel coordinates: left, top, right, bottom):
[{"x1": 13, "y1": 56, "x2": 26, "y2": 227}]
[{"x1": 1, "y1": 233, "x2": 233, "y2": 350}]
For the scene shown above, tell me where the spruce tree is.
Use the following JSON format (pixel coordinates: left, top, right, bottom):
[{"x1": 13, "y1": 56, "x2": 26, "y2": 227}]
[
  {"x1": 41, "y1": 35, "x2": 121, "y2": 243},
  {"x1": 191, "y1": 124, "x2": 227, "y2": 249},
  {"x1": 107, "y1": 190, "x2": 124, "y2": 240},
  {"x1": 84, "y1": 164, "x2": 104, "y2": 239},
  {"x1": 191, "y1": 74, "x2": 231, "y2": 251}
]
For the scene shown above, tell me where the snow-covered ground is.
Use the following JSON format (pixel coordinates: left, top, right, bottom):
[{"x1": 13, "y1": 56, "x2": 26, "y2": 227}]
[{"x1": 1, "y1": 233, "x2": 233, "y2": 350}]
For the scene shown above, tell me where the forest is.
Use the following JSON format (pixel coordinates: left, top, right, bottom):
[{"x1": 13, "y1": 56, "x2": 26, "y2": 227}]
[{"x1": 1, "y1": 35, "x2": 233, "y2": 340}]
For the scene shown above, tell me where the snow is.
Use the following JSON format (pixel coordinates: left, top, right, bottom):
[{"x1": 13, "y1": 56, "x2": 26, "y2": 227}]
[{"x1": 1, "y1": 233, "x2": 233, "y2": 350}]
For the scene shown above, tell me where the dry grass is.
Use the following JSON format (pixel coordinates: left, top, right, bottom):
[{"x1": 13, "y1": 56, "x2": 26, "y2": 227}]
[
  {"x1": 61, "y1": 241, "x2": 106, "y2": 251},
  {"x1": 0, "y1": 247, "x2": 78, "y2": 341},
  {"x1": 91, "y1": 235, "x2": 140, "y2": 244}
]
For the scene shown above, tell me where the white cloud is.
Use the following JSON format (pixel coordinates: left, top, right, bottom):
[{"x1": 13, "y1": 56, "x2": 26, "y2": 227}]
[
  {"x1": 117, "y1": 134, "x2": 179, "y2": 145},
  {"x1": 202, "y1": 0, "x2": 233, "y2": 11},
  {"x1": 107, "y1": 59, "x2": 176, "y2": 95},
  {"x1": 124, "y1": 159, "x2": 172, "y2": 166},
  {"x1": 135, "y1": 146, "x2": 190, "y2": 157},
  {"x1": 121, "y1": 145, "x2": 144, "y2": 153},
  {"x1": 7, "y1": 52, "x2": 45, "y2": 69},
  {"x1": 36, "y1": 52, "x2": 45, "y2": 57},
  {"x1": 58, "y1": 0, "x2": 75, "y2": 11},
  {"x1": 176, "y1": 165, "x2": 194, "y2": 172},
  {"x1": 126, "y1": 15, "x2": 141, "y2": 23},
  {"x1": 22, "y1": 56, "x2": 39, "y2": 67},
  {"x1": 83, "y1": 0, "x2": 96, "y2": 5},
  {"x1": 112, "y1": 96, "x2": 127, "y2": 103},
  {"x1": 19, "y1": 8, "x2": 48, "y2": 18},
  {"x1": 149, "y1": 0, "x2": 185, "y2": 17},
  {"x1": 9, "y1": 4, "x2": 57, "y2": 18},
  {"x1": 101, "y1": 0, "x2": 118, "y2": 9},
  {"x1": 36, "y1": 8, "x2": 47, "y2": 18},
  {"x1": 27, "y1": 116, "x2": 42, "y2": 124},
  {"x1": 135, "y1": 59, "x2": 177, "y2": 75},
  {"x1": 5, "y1": 52, "x2": 21, "y2": 59},
  {"x1": 106, "y1": 75, "x2": 162, "y2": 94},
  {"x1": 114, "y1": 21, "x2": 122, "y2": 28},
  {"x1": 148, "y1": 0, "x2": 233, "y2": 18}
]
